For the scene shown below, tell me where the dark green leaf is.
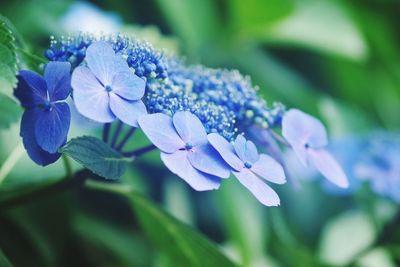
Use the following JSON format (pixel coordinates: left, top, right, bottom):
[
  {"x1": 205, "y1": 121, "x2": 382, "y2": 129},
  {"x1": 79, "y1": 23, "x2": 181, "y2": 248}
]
[
  {"x1": 60, "y1": 136, "x2": 127, "y2": 180},
  {"x1": 129, "y1": 193, "x2": 237, "y2": 267},
  {"x1": 0, "y1": 94, "x2": 21, "y2": 128},
  {"x1": 0, "y1": 250, "x2": 14, "y2": 267}
]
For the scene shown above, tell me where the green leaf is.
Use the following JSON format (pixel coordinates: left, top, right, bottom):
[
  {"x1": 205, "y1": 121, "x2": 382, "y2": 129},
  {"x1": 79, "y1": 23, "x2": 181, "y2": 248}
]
[
  {"x1": 0, "y1": 94, "x2": 21, "y2": 129},
  {"x1": 156, "y1": 0, "x2": 220, "y2": 55},
  {"x1": 0, "y1": 16, "x2": 18, "y2": 100},
  {"x1": 319, "y1": 210, "x2": 377, "y2": 266},
  {"x1": 264, "y1": 1, "x2": 368, "y2": 61},
  {"x1": 0, "y1": 250, "x2": 14, "y2": 267},
  {"x1": 129, "y1": 193, "x2": 237, "y2": 267},
  {"x1": 60, "y1": 136, "x2": 127, "y2": 180},
  {"x1": 229, "y1": 0, "x2": 294, "y2": 33}
]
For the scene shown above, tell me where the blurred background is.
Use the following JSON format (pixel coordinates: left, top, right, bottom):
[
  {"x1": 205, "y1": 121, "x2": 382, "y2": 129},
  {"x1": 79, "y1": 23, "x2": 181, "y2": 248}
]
[{"x1": 0, "y1": 0, "x2": 400, "y2": 266}]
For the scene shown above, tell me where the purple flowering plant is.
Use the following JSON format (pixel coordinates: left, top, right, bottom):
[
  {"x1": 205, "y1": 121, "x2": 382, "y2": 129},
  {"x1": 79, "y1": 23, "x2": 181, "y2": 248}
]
[{"x1": 10, "y1": 33, "x2": 348, "y2": 206}]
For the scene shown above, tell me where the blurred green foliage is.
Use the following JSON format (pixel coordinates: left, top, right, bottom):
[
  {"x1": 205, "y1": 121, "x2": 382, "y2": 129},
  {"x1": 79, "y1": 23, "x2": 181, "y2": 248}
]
[{"x1": 1, "y1": 0, "x2": 400, "y2": 266}]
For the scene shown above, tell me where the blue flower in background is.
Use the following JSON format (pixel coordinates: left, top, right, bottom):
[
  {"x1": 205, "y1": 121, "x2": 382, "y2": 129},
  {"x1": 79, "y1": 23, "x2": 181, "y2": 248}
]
[
  {"x1": 354, "y1": 133, "x2": 400, "y2": 203},
  {"x1": 138, "y1": 111, "x2": 230, "y2": 191},
  {"x1": 282, "y1": 109, "x2": 348, "y2": 188},
  {"x1": 71, "y1": 42, "x2": 146, "y2": 127},
  {"x1": 14, "y1": 62, "x2": 72, "y2": 166},
  {"x1": 208, "y1": 133, "x2": 286, "y2": 206}
]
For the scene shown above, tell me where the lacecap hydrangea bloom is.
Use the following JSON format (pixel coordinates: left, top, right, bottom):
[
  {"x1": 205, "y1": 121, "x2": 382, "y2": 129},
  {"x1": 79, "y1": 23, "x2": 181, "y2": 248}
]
[{"x1": 12, "y1": 33, "x2": 348, "y2": 206}]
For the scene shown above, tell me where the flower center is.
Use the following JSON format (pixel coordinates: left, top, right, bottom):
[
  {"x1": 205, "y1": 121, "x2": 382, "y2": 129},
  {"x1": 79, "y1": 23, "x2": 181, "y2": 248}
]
[
  {"x1": 244, "y1": 161, "x2": 252, "y2": 169},
  {"x1": 185, "y1": 142, "x2": 193, "y2": 150},
  {"x1": 38, "y1": 100, "x2": 52, "y2": 111},
  {"x1": 105, "y1": 85, "x2": 113, "y2": 92}
]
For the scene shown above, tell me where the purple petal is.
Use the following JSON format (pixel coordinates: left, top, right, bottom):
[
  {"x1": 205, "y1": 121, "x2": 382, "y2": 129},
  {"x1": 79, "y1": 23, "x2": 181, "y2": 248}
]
[
  {"x1": 251, "y1": 154, "x2": 286, "y2": 184},
  {"x1": 161, "y1": 150, "x2": 221, "y2": 191},
  {"x1": 172, "y1": 111, "x2": 207, "y2": 146},
  {"x1": 35, "y1": 102, "x2": 71, "y2": 153},
  {"x1": 71, "y1": 66, "x2": 115, "y2": 123},
  {"x1": 282, "y1": 109, "x2": 328, "y2": 149},
  {"x1": 234, "y1": 135, "x2": 259, "y2": 164},
  {"x1": 308, "y1": 148, "x2": 349, "y2": 188},
  {"x1": 111, "y1": 72, "x2": 145, "y2": 101},
  {"x1": 44, "y1": 62, "x2": 71, "y2": 101},
  {"x1": 187, "y1": 144, "x2": 231, "y2": 178},
  {"x1": 85, "y1": 42, "x2": 130, "y2": 86},
  {"x1": 109, "y1": 93, "x2": 147, "y2": 127},
  {"x1": 233, "y1": 169, "x2": 280, "y2": 206},
  {"x1": 20, "y1": 110, "x2": 60, "y2": 166},
  {"x1": 138, "y1": 113, "x2": 185, "y2": 153},
  {"x1": 207, "y1": 133, "x2": 244, "y2": 171},
  {"x1": 15, "y1": 70, "x2": 47, "y2": 108}
]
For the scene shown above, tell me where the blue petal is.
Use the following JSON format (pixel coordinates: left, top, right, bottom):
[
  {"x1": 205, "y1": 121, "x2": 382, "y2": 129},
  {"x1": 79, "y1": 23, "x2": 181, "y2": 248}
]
[
  {"x1": 138, "y1": 113, "x2": 185, "y2": 153},
  {"x1": 233, "y1": 169, "x2": 280, "y2": 206},
  {"x1": 282, "y1": 109, "x2": 328, "y2": 149},
  {"x1": 187, "y1": 144, "x2": 231, "y2": 178},
  {"x1": 161, "y1": 150, "x2": 221, "y2": 191},
  {"x1": 111, "y1": 72, "x2": 145, "y2": 101},
  {"x1": 172, "y1": 111, "x2": 207, "y2": 146},
  {"x1": 251, "y1": 154, "x2": 286, "y2": 184},
  {"x1": 15, "y1": 70, "x2": 47, "y2": 108},
  {"x1": 71, "y1": 66, "x2": 115, "y2": 123},
  {"x1": 85, "y1": 42, "x2": 130, "y2": 86},
  {"x1": 44, "y1": 62, "x2": 71, "y2": 101},
  {"x1": 35, "y1": 102, "x2": 71, "y2": 153},
  {"x1": 234, "y1": 135, "x2": 259, "y2": 164},
  {"x1": 20, "y1": 110, "x2": 61, "y2": 166},
  {"x1": 207, "y1": 133, "x2": 244, "y2": 171},
  {"x1": 109, "y1": 93, "x2": 147, "y2": 127},
  {"x1": 308, "y1": 148, "x2": 349, "y2": 188}
]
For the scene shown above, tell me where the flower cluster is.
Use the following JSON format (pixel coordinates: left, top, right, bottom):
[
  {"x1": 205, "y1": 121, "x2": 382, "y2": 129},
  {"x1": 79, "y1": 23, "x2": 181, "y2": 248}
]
[
  {"x1": 13, "y1": 34, "x2": 348, "y2": 206},
  {"x1": 355, "y1": 132, "x2": 400, "y2": 202}
]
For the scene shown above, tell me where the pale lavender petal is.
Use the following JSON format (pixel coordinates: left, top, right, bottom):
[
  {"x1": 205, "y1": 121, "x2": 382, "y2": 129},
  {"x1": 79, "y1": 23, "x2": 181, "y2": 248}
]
[
  {"x1": 85, "y1": 42, "x2": 130, "y2": 85},
  {"x1": 187, "y1": 144, "x2": 231, "y2": 178},
  {"x1": 138, "y1": 113, "x2": 185, "y2": 153},
  {"x1": 44, "y1": 61, "x2": 71, "y2": 101},
  {"x1": 251, "y1": 154, "x2": 286, "y2": 184},
  {"x1": 208, "y1": 133, "x2": 244, "y2": 171},
  {"x1": 109, "y1": 93, "x2": 147, "y2": 127},
  {"x1": 111, "y1": 72, "x2": 145, "y2": 101},
  {"x1": 161, "y1": 150, "x2": 221, "y2": 191},
  {"x1": 282, "y1": 109, "x2": 328, "y2": 149},
  {"x1": 35, "y1": 103, "x2": 71, "y2": 153},
  {"x1": 234, "y1": 135, "x2": 259, "y2": 163},
  {"x1": 71, "y1": 66, "x2": 115, "y2": 123},
  {"x1": 233, "y1": 134, "x2": 246, "y2": 160},
  {"x1": 172, "y1": 111, "x2": 207, "y2": 146},
  {"x1": 233, "y1": 169, "x2": 281, "y2": 206},
  {"x1": 308, "y1": 148, "x2": 349, "y2": 188}
]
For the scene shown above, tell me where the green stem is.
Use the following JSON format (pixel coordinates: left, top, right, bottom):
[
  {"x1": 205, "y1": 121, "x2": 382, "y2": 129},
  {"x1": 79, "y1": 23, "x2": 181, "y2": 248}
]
[
  {"x1": 85, "y1": 179, "x2": 133, "y2": 196},
  {"x1": 62, "y1": 155, "x2": 73, "y2": 178},
  {"x1": 0, "y1": 142, "x2": 24, "y2": 185}
]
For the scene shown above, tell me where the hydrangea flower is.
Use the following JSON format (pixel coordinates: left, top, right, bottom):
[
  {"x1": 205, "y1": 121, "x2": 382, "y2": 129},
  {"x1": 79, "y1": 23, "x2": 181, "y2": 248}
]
[
  {"x1": 71, "y1": 42, "x2": 146, "y2": 127},
  {"x1": 282, "y1": 109, "x2": 348, "y2": 188},
  {"x1": 14, "y1": 62, "x2": 72, "y2": 165},
  {"x1": 138, "y1": 111, "x2": 231, "y2": 191},
  {"x1": 354, "y1": 133, "x2": 400, "y2": 203},
  {"x1": 208, "y1": 133, "x2": 286, "y2": 206}
]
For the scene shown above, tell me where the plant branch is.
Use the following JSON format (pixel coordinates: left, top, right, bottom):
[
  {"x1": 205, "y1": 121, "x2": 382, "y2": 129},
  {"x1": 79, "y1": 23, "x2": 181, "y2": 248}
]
[
  {"x1": 115, "y1": 127, "x2": 136, "y2": 151},
  {"x1": 123, "y1": 144, "x2": 157, "y2": 158}
]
